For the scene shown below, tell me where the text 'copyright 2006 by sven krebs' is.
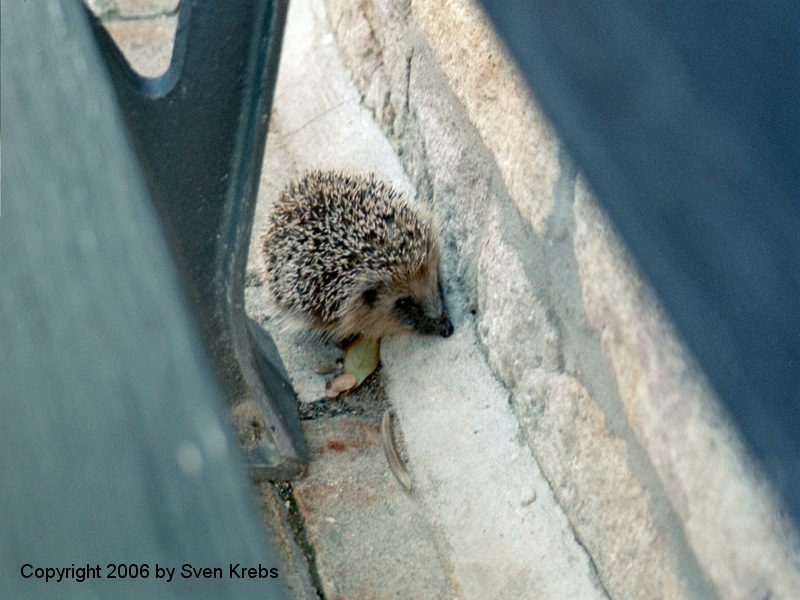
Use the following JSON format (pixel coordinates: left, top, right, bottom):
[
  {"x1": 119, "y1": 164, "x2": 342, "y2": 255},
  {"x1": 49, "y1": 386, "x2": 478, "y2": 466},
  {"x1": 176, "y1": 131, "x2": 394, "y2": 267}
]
[{"x1": 20, "y1": 563, "x2": 279, "y2": 583}]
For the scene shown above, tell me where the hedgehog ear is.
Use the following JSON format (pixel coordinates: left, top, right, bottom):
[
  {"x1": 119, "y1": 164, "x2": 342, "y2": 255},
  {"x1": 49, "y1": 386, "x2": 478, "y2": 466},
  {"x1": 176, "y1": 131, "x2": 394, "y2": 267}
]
[{"x1": 362, "y1": 287, "x2": 380, "y2": 307}]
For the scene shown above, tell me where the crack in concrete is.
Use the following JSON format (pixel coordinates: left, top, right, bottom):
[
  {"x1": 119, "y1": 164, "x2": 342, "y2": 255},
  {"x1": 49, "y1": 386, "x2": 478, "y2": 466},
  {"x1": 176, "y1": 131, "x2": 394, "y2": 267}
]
[
  {"x1": 281, "y1": 100, "x2": 351, "y2": 137},
  {"x1": 274, "y1": 481, "x2": 326, "y2": 600},
  {"x1": 298, "y1": 396, "x2": 365, "y2": 420},
  {"x1": 568, "y1": 528, "x2": 613, "y2": 599},
  {"x1": 404, "y1": 48, "x2": 413, "y2": 116}
]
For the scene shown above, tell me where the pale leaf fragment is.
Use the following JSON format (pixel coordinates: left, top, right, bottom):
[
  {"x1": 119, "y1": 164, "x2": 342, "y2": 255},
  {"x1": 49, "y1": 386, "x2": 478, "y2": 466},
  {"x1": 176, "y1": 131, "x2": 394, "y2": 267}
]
[{"x1": 343, "y1": 336, "x2": 380, "y2": 386}]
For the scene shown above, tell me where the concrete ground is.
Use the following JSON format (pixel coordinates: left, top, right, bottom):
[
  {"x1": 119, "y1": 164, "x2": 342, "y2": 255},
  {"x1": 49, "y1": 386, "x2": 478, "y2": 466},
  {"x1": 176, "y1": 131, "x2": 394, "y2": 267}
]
[
  {"x1": 91, "y1": 0, "x2": 610, "y2": 597},
  {"x1": 247, "y1": 1, "x2": 609, "y2": 598}
]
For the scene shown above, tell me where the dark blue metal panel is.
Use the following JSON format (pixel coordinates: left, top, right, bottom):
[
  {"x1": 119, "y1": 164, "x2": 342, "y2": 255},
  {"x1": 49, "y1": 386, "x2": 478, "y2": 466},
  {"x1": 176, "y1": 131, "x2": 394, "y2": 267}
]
[{"x1": 1, "y1": 0, "x2": 293, "y2": 596}]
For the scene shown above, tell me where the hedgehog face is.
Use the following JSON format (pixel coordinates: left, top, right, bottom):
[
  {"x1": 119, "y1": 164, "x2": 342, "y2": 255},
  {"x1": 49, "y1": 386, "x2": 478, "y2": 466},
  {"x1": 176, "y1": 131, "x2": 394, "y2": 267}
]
[
  {"x1": 389, "y1": 266, "x2": 454, "y2": 338},
  {"x1": 338, "y1": 260, "x2": 453, "y2": 341},
  {"x1": 393, "y1": 294, "x2": 454, "y2": 337}
]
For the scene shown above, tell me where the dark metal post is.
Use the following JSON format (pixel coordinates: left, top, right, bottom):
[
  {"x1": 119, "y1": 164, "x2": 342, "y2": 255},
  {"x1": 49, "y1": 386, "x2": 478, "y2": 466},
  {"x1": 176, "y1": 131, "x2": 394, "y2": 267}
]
[{"x1": 88, "y1": 0, "x2": 306, "y2": 479}]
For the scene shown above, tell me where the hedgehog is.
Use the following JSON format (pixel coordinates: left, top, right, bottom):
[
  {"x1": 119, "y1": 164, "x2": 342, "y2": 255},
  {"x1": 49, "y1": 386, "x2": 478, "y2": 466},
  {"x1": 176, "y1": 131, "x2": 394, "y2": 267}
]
[{"x1": 261, "y1": 170, "x2": 453, "y2": 343}]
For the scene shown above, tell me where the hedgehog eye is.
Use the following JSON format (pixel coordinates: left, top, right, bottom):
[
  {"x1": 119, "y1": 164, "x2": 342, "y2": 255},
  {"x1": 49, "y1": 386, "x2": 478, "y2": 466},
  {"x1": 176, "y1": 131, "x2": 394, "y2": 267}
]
[
  {"x1": 395, "y1": 297, "x2": 414, "y2": 311},
  {"x1": 394, "y1": 296, "x2": 424, "y2": 328}
]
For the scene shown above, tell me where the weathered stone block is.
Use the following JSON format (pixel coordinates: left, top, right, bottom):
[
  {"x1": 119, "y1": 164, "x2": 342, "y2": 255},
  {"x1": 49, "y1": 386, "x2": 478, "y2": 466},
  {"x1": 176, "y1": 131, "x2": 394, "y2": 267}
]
[{"x1": 412, "y1": 0, "x2": 558, "y2": 236}]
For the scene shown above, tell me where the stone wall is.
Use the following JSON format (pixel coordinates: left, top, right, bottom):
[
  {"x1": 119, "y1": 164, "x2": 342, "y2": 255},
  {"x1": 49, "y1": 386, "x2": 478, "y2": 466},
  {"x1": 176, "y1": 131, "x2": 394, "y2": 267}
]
[{"x1": 323, "y1": 0, "x2": 800, "y2": 598}]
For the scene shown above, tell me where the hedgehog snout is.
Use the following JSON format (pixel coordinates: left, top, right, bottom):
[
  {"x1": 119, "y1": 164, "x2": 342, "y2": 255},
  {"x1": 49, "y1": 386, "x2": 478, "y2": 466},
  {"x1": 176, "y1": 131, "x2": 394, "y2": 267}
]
[
  {"x1": 396, "y1": 296, "x2": 453, "y2": 338},
  {"x1": 413, "y1": 310, "x2": 453, "y2": 338},
  {"x1": 438, "y1": 313, "x2": 454, "y2": 338}
]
